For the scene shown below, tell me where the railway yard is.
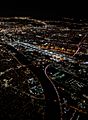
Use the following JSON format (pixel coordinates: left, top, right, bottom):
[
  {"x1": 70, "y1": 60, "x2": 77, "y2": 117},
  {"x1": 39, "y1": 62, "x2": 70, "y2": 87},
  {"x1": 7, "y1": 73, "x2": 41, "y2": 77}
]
[{"x1": 0, "y1": 17, "x2": 88, "y2": 120}]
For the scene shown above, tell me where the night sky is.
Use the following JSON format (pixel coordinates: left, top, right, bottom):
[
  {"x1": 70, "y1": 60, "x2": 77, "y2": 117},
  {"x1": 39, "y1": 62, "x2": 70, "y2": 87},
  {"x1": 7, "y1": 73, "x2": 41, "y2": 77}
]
[{"x1": 0, "y1": 1, "x2": 88, "y2": 20}]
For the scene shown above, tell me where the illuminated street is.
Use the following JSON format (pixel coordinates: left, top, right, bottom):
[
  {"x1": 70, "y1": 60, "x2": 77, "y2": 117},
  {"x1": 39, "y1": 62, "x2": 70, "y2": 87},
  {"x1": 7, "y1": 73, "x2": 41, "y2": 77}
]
[{"x1": 0, "y1": 17, "x2": 88, "y2": 120}]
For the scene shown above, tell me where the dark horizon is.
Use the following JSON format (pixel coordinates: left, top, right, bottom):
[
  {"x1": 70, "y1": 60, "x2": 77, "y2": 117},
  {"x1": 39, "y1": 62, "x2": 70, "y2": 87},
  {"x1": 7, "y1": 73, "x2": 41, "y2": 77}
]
[{"x1": 0, "y1": 5, "x2": 88, "y2": 21}]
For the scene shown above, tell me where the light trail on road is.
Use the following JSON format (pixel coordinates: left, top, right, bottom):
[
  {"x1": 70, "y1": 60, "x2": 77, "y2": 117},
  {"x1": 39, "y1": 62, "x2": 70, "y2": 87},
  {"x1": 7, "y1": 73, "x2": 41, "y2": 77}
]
[
  {"x1": 44, "y1": 64, "x2": 63, "y2": 120},
  {"x1": 73, "y1": 34, "x2": 88, "y2": 57},
  {"x1": 0, "y1": 42, "x2": 63, "y2": 120},
  {"x1": 69, "y1": 110, "x2": 76, "y2": 120}
]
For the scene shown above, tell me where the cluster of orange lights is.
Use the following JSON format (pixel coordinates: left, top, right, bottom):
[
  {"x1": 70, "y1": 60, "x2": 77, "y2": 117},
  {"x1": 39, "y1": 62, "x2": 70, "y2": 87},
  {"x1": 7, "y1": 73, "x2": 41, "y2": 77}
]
[{"x1": 38, "y1": 44, "x2": 76, "y2": 56}]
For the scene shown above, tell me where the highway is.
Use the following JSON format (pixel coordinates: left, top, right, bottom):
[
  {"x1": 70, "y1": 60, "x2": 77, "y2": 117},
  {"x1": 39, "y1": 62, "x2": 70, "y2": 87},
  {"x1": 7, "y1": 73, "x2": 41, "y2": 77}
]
[
  {"x1": 1, "y1": 42, "x2": 62, "y2": 120},
  {"x1": 1, "y1": 41, "x2": 88, "y2": 120},
  {"x1": 0, "y1": 17, "x2": 88, "y2": 120},
  {"x1": 8, "y1": 41, "x2": 77, "y2": 63},
  {"x1": 44, "y1": 63, "x2": 88, "y2": 119}
]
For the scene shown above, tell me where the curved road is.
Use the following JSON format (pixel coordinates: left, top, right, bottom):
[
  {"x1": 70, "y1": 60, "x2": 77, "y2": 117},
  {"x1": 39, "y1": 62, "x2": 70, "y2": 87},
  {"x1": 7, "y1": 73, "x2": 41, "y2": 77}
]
[{"x1": 1, "y1": 42, "x2": 62, "y2": 120}]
